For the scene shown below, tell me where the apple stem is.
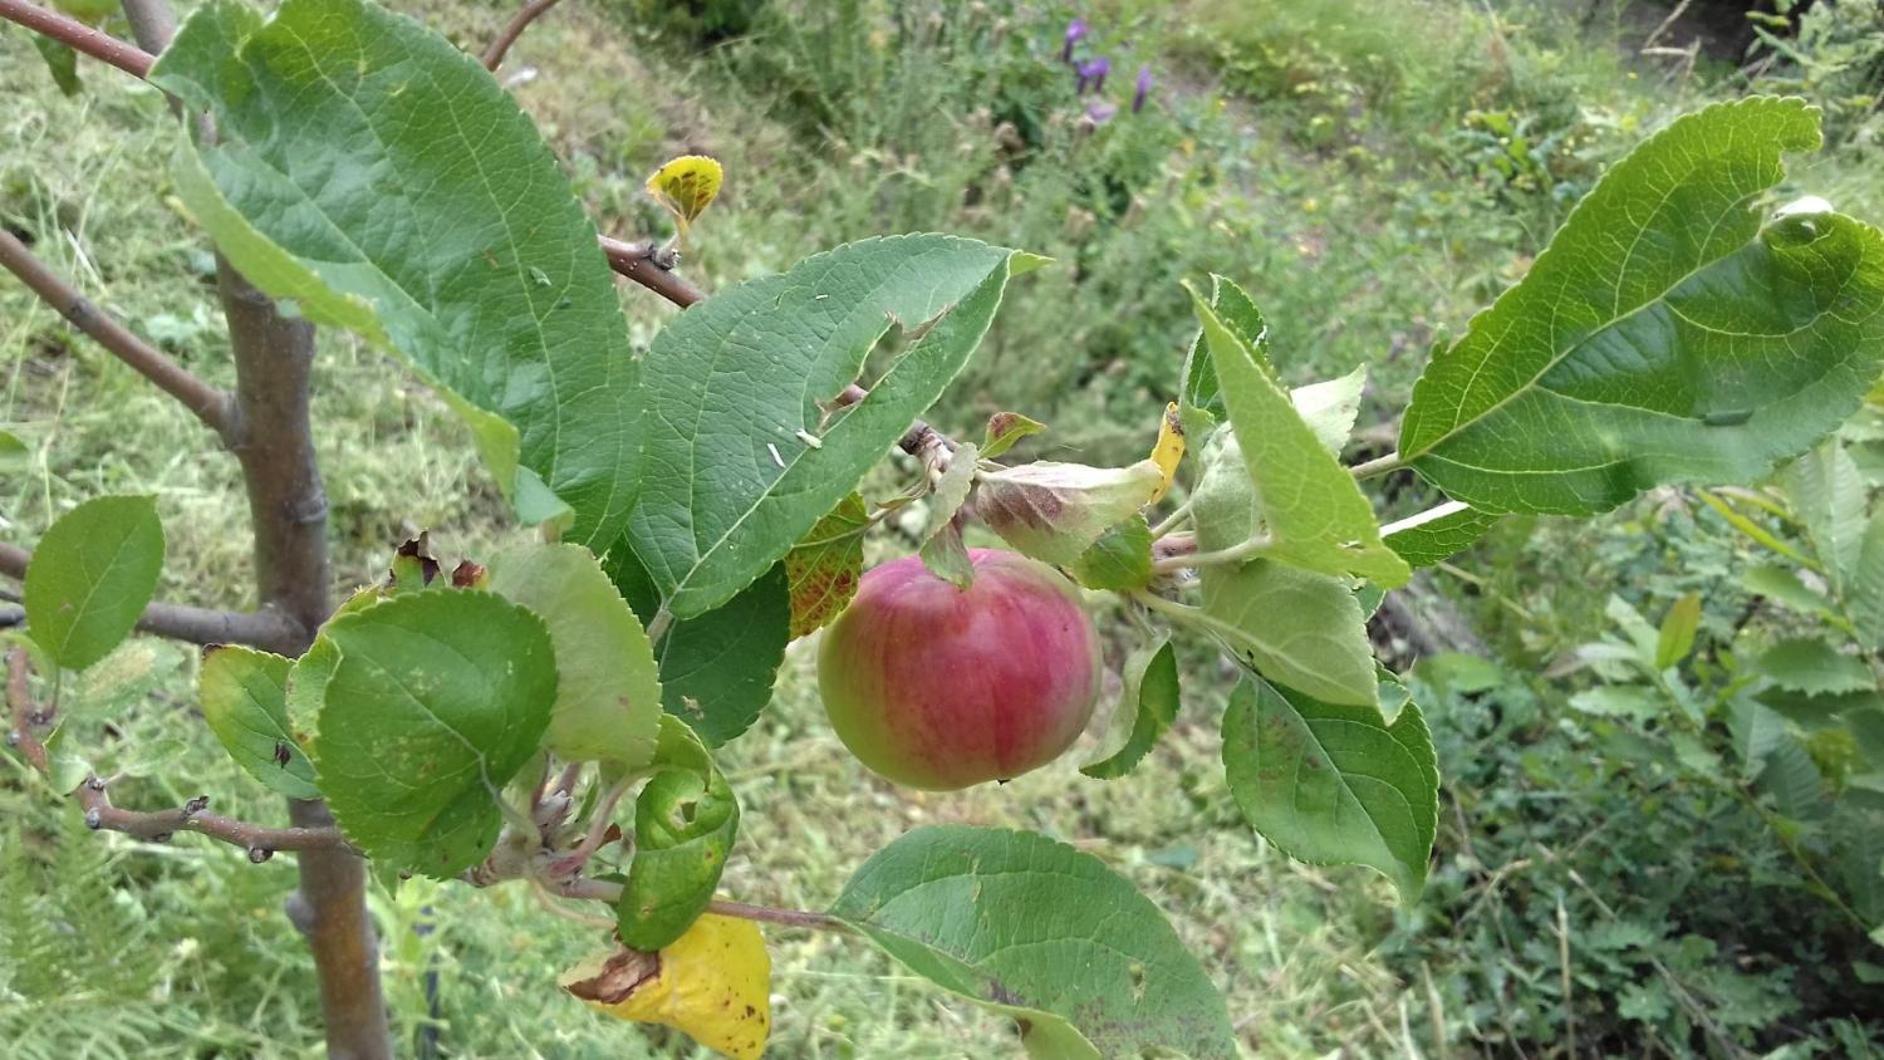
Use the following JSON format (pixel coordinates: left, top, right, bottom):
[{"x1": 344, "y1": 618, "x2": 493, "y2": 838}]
[
  {"x1": 1148, "y1": 497, "x2": 1194, "y2": 539},
  {"x1": 1149, "y1": 534, "x2": 1270, "y2": 575}
]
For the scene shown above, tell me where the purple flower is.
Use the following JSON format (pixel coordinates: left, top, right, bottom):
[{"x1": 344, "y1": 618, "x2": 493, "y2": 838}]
[
  {"x1": 1076, "y1": 56, "x2": 1110, "y2": 95},
  {"x1": 1085, "y1": 100, "x2": 1118, "y2": 126},
  {"x1": 1133, "y1": 65, "x2": 1153, "y2": 113},
  {"x1": 1061, "y1": 17, "x2": 1088, "y2": 63}
]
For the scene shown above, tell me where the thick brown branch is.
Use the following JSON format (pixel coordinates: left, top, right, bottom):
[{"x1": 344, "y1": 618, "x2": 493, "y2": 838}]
[
  {"x1": 599, "y1": 235, "x2": 706, "y2": 308},
  {"x1": 0, "y1": 542, "x2": 305, "y2": 653},
  {"x1": 0, "y1": 230, "x2": 234, "y2": 440},
  {"x1": 0, "y1": 0, "x2": 153, "y2": 78},
  {"x1": 482, "y1": 0, "x2": 564, "y2": 71}
]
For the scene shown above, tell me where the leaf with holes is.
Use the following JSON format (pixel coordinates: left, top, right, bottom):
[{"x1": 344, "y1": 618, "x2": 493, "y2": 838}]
[
  {"x1": 151, "y1": 0, "x2": 640, "y2": 546},
  {"x1": 615, "y1": 717, "x2": 739, "y2": 950},
  {"x1": 24, "y1": 495, "x2": 165, "y2": 671},
  {"x1": 626, "y1": 234, "x2": 1022, "y2": 618},
  {"x1": 1222, "y1": 674, "x2": 1438, "y2": 901},
  {"x1": 831, "y1": 825, "x2": 1237, "y2": 1058},
  {"x1": 1398, "y1": 98, "x2": 1884, "y2": 515}
]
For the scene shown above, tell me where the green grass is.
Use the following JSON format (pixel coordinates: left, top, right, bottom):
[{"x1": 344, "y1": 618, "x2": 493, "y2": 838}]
[{"x1": 5, "y1": 0, "x2": 1884, "y2": 1054}]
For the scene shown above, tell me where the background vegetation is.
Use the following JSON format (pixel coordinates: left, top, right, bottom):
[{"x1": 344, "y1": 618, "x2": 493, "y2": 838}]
[{"x1": 4, "y1": 0, "x2": 1883, "y2": 1054}]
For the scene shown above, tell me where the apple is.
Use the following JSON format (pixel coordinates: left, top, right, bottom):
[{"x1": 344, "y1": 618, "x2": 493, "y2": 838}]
[{"x1": 817, "y1": 549, "x2": 1101, "y2": 790}]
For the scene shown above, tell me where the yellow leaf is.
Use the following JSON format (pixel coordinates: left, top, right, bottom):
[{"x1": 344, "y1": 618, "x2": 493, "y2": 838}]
[
  {"x1": 1147, "y1": 402, "x2": 1185, "y2": 503},
  {"x1": 645, "y1": 155, "x2": 723, "y2": 232},
  {"x1": 562, "y1": 914, "x2": 771, "y2": 1059}
]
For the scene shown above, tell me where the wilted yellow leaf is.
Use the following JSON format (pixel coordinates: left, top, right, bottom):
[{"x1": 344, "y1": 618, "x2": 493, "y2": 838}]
[
  {"x1": 562, "y1": 914, "x2": 771, "y2": 1059},
  {"x1": 1147, "y1": 402, "x2": 1185, "y2": 503},
  {"x1": 645, "y1": 155, "x2": 723, "y2": 232}
]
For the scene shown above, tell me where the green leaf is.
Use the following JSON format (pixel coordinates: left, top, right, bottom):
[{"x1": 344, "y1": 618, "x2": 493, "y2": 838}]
[
  {"x1": 1756, "y1": 637, "x2": 1876, "y2": 697},
  {"x1": 1731, "y1": 694, "x2": 1792, "y2": 779},
  {"x1": 614, "y1": 717, "x2": 739, "y2": 950},
  {"x1": 487, "y1": 543, "x2": 661, "y2": 770},
  {"x1": 1082, "y1": 639, "x2": 1180, "y2": 779},
  {"x1": 976, "y1": 459, "x2": 1163, "y2": 567},
  {"x1": 1398, "y1": 97, "x2": 1884, "y2": 515},
  {"x1": 1741, "y1": 563, "x2": 1835, "y2": 617},
  {"x1": 918, "y1": 442, "x2": 979, "y2": 588},
  {"x1": 626, "y1": 235, "x2": 1020, "y2": 618},
  {"x1": 0, "y1": 429, "x2": 27, "y2": 472},
  {"x1": 1785, "y1": 442, "x2": 1867, "y2": 593},
  {"x1": 1851, "y1": 510, "x2": 1884, "y2": 650},
  {"x1": 1382, "y1": 501, "x2": 1501, "y2": 568},
  {"x1": 1189, "y1": 430, "x2": 1378, "y2": 707},
  {"x1": 306, "y1": 591, "x2": 556, "y2": 878},
  {"x1": 1222, "y1": 674, "x2": 1438, "y2": 901},
  {"x1": 1291, "y1": 366, "x2": 1367, "y2": 455},
  {"x1": 24, "y1": 495, "x2": 165, "y2": 671},
  {"x1": 31, "y1": 36, "x2": 81, "y2": 97},
  {"x1": 150, "y1": 0, "x2": 641, "y2": 547},
  {"x1": 830, "y1": 825, "x2": 1237, "y2": 1059},
  {"x1": 607, "y1": 549, "x2": 791, "y2": 746},
  {"x1": 784, "y1": 493, "x2": 869, "y2": 638},
  {"x1": 1655, "y1": 593, "x2": 1703, "y2": 670},
  {"x1": 1180, "y1": 273, "x2": 1270, "y2": 421},
  {"x1": 199, "y1": 645, "x2": 319, "y2": 799},
  {"x1": 1070, "y1": 514, "x2": 1154, "y2": 591},
  {"x1": 1189, "y1": 290, "x2": 1409, "y2": 588},
  {"x1": 981, "y1": 411, "x2": 1046, "y2": 459}
]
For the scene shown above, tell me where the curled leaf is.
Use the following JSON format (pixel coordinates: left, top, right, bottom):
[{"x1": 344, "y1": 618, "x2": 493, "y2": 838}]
[
  {"x1": 1147, "y1": 402, "x2": 1185, "y2": 503},
  {"x1": 976, "y1": 459, "x2": 1162, "y2": 567},
  {"x1": 615, "y1": 717, "x2": 739, "y2": 950},
  {"x1": 563, "y1": 914, "x2": 771, "y2": 1060},
  {"x1": 981, "y1": 411, "x2": 1046, "y2": 459}
]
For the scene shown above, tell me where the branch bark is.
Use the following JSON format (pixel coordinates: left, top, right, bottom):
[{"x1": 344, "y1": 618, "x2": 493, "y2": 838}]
[
  {"x1": 0, "y1": 542, "x2": 303, "y2": 652},
  {"x1": 482, "y1": 0, "x2": 563, "y2": 71},
  {"x1": 0, "y1": 0, "x2": 152, "y2": 77},
  {"x1": 0, "y1": 229, "x2": 234, "y2": 440},
  {"x1": 599, "y1": 235, "x2": 705, "y2": 307}
]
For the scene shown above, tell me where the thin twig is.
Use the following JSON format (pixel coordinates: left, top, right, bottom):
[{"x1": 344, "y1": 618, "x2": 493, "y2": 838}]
[
  {"x1": 0, "y1": 230, "x2": 234, "y2": 440},
  {"x1": 0, "y1": 0, "x2": 154, "y2": 78},
  {"x1": 0, "y1": 542, "x2": 305, "y2": 652},
  {"x1": 1349, "y1": 451, "x2": 1405, "y2": 480},
  {"x1": 76, "y1": 783, "x2": 358, "y2": 856},
  {"x1": 482, "y1": 0, "x2": 564, "y2": 71},
  {"x1": 598, "y1": 235, "x2": 706, "y2": 308},
  {"x1": 6, "y1": 647, "x2": 50, "y2": 774},
  {"x1": 1150, "y1": 534, "x2": 1267, "y2": 575}
]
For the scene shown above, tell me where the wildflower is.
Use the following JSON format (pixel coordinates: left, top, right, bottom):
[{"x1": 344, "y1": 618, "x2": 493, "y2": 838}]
[
  {"x1": 1084, "y1": 100, "x2": 1118, "y2": 127},
  {"x1": 1133, "y1": 65, "x2": 1153, "y2": 113},
  {"x1": 1061, "y1": 17, "x2": 1088, "y2": 63},
  {"x1": 1076, "y1": 56, "x2": 1110, "y2": 94}
]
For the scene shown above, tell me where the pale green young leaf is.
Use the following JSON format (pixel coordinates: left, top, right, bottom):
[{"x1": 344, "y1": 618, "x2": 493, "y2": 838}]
[
  {"x1": 607, "y1": 549, "x2": 790, "y2": 746},
  {"x1": 1655, "y1": 593, "x2": 1704, "y2": 670},
  {"x1": 1181, "y1": 273, "x2": 1271, "y2": 421},
  {"x1": 1189, "y1": 429, "x2": 1378, "y2": 707},
  {"x1": 626, "y1": 235, "x2": 1020, "y2": 618},
  {"x1": 1222, "y1": 675, "x2": 1438, "y2": 901},
  {"x1": 1082, "y1": 638, "x2": 1180, "y2": 779},
  {"x1": 1190, "y1": 290, "x2": 1409, "y2": 587},
  {"x1": 918, "y1": 443, "x2": 979, "y2": 587},
  {"x1": 1399, "y1": 97, "x2": 1884, "y2": 514},
  {"x1": 151, "y1": 0, "x2": 640, "y2": 547},
  {"x1": 24, "y1": 495, "x2": 165, "y2": 671},
  {"x1": 199, "y1": 645, "x2": 319, "y2": 799},
  {"x1": 1850, "y1": 510, "x2": 1884, "y2": 650},
  {"x1": 1291, "y1": 366, "x2": 1367, "y2": 455},
  {"x1": 784, "y1": 493, "x2": 870, "y2": 638},
  {"x1": 1382, "y1": 501, "x2": 1501, "y2": 568},
  {"x1": 487, "y1": 543, "x2": 662, "y2": 770},
  {"x1": 308, "y1": 592, "x2": 556, "y2": 878},
  {"x1": 831, "y1": 826, "x2": 1237, "y2": 1059},
  {"x1": 976, "y1": 459, "x2": 1162, "y2": 567}
]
